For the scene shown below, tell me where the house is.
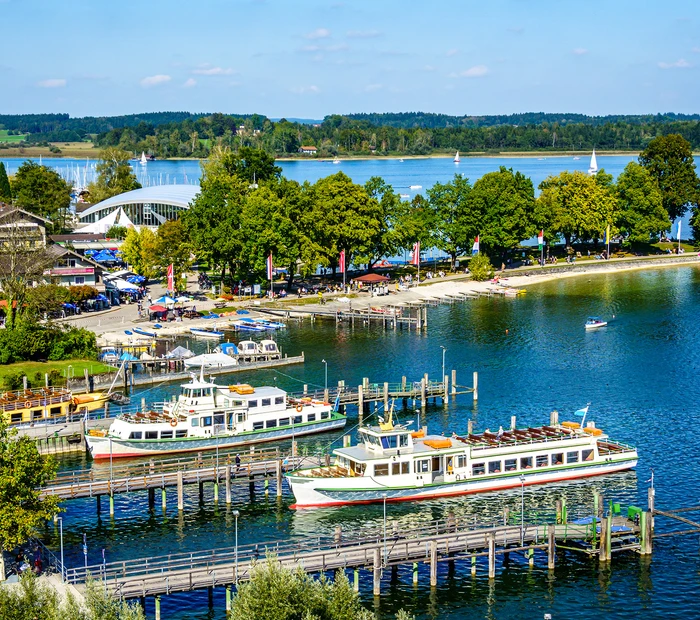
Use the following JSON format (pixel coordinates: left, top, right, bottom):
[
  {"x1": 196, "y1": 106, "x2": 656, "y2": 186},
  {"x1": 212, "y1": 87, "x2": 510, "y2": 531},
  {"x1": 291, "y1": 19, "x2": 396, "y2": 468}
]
[
  {"x1": 45, "y1": 245, "x2": 105, "y2": 289},
  {"x1": 299, "y1": 146, "x2": 318, "y2": 155},
  {"x1": 0, "y1": 206, "x2": 49, "y2": 250}
]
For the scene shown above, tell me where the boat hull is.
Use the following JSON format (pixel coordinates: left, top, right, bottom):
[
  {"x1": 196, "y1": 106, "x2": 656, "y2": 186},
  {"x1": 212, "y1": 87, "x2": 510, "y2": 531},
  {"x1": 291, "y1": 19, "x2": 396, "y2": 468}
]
[
  {"x1": 288, "y1": 457, "x2": 637, "y2": 508},
  {"x1": 87, "y1": 417, "x2": 346, "y2": 459}
]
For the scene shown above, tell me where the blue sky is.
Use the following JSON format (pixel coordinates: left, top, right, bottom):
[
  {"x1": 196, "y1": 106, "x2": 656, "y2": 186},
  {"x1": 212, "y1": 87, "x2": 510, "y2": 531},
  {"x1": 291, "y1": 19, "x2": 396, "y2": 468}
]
[{"x1": 2, "y1": 0, "x2": 699, "y2": 118}]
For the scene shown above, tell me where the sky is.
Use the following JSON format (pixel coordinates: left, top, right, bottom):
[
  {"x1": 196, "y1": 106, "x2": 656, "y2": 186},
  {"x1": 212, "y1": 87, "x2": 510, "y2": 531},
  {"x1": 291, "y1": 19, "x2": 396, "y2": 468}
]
[{"x1": 1, "y1": 0, "x2": 699, "y2": 119}]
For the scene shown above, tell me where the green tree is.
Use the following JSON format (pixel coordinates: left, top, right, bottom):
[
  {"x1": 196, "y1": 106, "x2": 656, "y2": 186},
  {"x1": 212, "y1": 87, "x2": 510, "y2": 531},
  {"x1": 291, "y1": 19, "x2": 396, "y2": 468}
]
[
  {"x1": 25, "y1": 284, "x2": 70, "y2": 317},
  {"x1": 0, "y1": 418, "x2": 59, "y2": 580},
  {"x1": 397, "y1": 194, "x2": 438, "y2": 258},
  {"x1": 11, "y1": 161, "x2": 71, "y2": 221},
  {"x1": 472, "y1": 166, "x2": 535, "y2": 257},
  {"x1": 230, "y1": 558, "x2": 374, "y2": 620},
  {"x1": 0, "y1": 162, "x2": 12, "y2": 203},
  {"x1": 105, "y1": 225, "x2": 128, "y2": 239},
  {"x1": 536, "y1": 170, "x2": 618, "y2": 248},
  {"x1": 206, "y1": 145, "x2": 281, "y2": 185},
  {"x1": 639, "y1": 134, "x2": 700, "y2": 222},
  {"x1": 120, "y1": 228, "x2": 158, "y2": 280},
  {"x1": 427, "y1": 174, "x2": 477, "y2": 269},
  {"x1": 155, "y1": 220, "x2": 193, "y2": 291},
  {"x1": 468, "y1": 253, "x2": 494, "y2": 281},
  {"x1": 616, "y1": 162, "x2": 670, "y2": 243},
  {"x1": 364, "y1": 177, "x2": 410, "y2": 268},
  {"x1": 87, "y1": 147, "x2": 142, "y2": 204}
]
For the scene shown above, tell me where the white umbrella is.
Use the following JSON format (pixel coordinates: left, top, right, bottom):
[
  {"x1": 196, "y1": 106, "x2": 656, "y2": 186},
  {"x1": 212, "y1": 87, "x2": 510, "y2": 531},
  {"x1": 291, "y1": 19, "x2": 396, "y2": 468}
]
[{"x1": 175, "y1": 296, "x2": 192, "y2": 302}]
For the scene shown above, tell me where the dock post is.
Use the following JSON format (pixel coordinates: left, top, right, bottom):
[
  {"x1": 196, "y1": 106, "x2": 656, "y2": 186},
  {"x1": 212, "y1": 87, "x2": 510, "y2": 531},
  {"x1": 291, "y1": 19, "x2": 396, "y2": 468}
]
[
  {"x1": 323, "y1": 388, "x2": 329, "y2": 403},
  {"x1": 154, "y1": 595, "x2": 161, "y2": 620},
  {"x1": 109, "y1": 493, "x2": 114, "y2": 517},
  {"x1": 208, "y1": 586, "x2": 213, "y2": 607},
  {"x1": 177, "y1": 471, "x2": 184, "y2": 511},
  {"x1": 96, "y1": 495, "x2": 101, "y2": 515},
  {"x1": 343, "y1": 435, "x2": 351, "y2": 447},
  {"x1": 358, "y1": 385, "x2": 364, "y2": 424},
  {"x1": 214, "y1": 476, "x2": 219, "y2": 504},
  {"x1": 510, "y1": 415, "x2": 516, "y2": 430},
  {"x1": 547, "y1": 524, "x2": 556, "y2": 569},
  {"x1": 353, "y1": 568, "x2": 359, "y2": 592},
  {"x1": 225, "y1": 465, "x2": 232, "y2": 504},
  {"x1": 383, "y1": 383, "x2": 389, "y2": 410},
  {"x1": 641, "y1": 511, "x2": 653, "y2": 555},
  {"x1": 503, "y1": 506, "x2": 510, "y2": 526},
  {"x1": 199, "y1": 481, "x2": 205, "y2": 504},
  {"x1": 264, "y1": 478, "x2": 269, "y2": 497},
  {"x1": 472, "y1": 371, "x2": 478, "y2": 401},
  {"x1": 555, "y1": 500, "x2": 563, "y2": 524},
  {"x1": 141, "y1": 397, "x2": 146, "y2": 412},
  {"x1": 402, "y1": 376, "x2": 407, "y2": 392},
  {"x1": 276, "y1": 460, "x2": 283, "y2": 498},
  {"x1": 471, "y1": 555, "x2": 476, "y2": 576},
  {"x1": 451, "y1": 370, "x2": 457, "y2": 396},
  {"x1": 488, "y1": 533, "x2": 496, "y2": 579},
  {"x1": 412, "y1": 562, "x2": 418, "y2": 584},
  {"x1": 550, "y1": 410, "x2": 559, "y2": 426},
  {"x1": 303, "y1": 384, "x2": 308, "y2": 395},
  {"x1": 599, "y1": 517, "x2": 609, "y2": 562},
  {"x1": 648, "y1": 487, "x2": 655, "y2": 529},
  {"x1": 423, "y1": 306, "x2": 428, "y2": 330},
  {"x1": 334, "y1": 525, "x2": 342, "y2": 544},
  {"x1": 443, "y1": 375, "x2": 449, "y2": 404},
  {"x1": 528, "y1": 547, "x2": 534, "y2": 567},
  {"x1": 430, "y1": 540, "x2": 438, "y2": 586},
  {"x1": 161, "y1": 487, "x2": 167, "y2": 511},
  {"x1": 420, "y1": 378, "x2": 426, "y2": 410},
  {"x1": 148, "y1": 488, "x2": 155, "y2": 510},
  {"x1": 373, "y1": 547, "x2": 382, "y2": 596},
  {"x1": 226, "y1": 585, "x2": 232, "y2": 613},
  {"x1": 467, "y1": 420, "x2": 473, "y2": 435}
]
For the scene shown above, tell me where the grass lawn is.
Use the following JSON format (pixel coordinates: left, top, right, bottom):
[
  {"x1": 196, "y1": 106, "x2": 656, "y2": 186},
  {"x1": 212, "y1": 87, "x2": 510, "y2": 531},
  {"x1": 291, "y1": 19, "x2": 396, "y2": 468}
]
[
  {"x1": 0, "y1": 141, "x2": 97, "y2": 158},
  {"x1": 0, "y1": 130, "x2": 28, "y2": 143},
  {"x1": 0, "y1": 359, "x2": 117, "y2": 388}
]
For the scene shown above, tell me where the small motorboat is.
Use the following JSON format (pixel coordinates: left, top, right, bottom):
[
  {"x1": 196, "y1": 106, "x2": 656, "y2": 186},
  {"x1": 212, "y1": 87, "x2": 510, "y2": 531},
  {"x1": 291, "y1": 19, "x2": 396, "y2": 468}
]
[
  {"x1": 133, "y1": 327, "x2": 156, "y2": 338},
  {"x1": 190, "y1": 327, "x2": 225, "y2": 339},
  {"x1": 124, "y1": 330, "x2": 133, "y2": 336},
  {"x1": 153, "y1": 323, "x2": 163, "y2": 329},
  {"x1": 584, "y1": 317, "x2": 608, "y2": 330}
]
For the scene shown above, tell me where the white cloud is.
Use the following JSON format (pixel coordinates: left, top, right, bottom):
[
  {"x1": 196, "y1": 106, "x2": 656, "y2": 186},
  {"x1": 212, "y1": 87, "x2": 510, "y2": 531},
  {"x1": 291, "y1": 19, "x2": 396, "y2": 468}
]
[
  {"x1": 572, "y1": 48, "x2": 588, "y2": 55},
  {"x1": 183, "y1": 78, "x2": 197, "y2": 88},
  {"x1": 460, "y1": 65, "x2": 489, "y2": 78},
  {"x1": 291, "y1": 85, "x2": 320, "y2": 94},
  {"x1": 299, "y1": 43, "x2": 348, "y2": 53},
  {"x1": 346, "y1": 29, "x2": 381, "y2": 39},
  {"x1": 140, "y1": 74, "x2": 172, "y2": 87},
  {"x1": 37, "y1": 78, "x2": 66, "y2": 88},
  {"x1": 446, "y1": 49, "x2": 459, "y2": 57},
  {"x1": 192, "y1": 66, "x2": 235, "y2": 76},
  {"x1": 658, "y1": 58, "x2": 692, "y2": 69},
  {"x1": 305, "y1": 28, "x2": 331, "y2": 39}
]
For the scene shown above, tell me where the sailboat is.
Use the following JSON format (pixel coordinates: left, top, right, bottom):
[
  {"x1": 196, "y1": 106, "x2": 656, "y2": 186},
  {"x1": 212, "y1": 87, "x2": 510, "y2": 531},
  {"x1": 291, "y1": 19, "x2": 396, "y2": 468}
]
[
  {"x1": 140, "y1": 151, "x2": 148, "y2": 166},
  {"x1": 454, "y1": 151, "x2": 460, "y2": 163},
  {"x1": 588, "y1": 149, "x2": 598, "y2": 176}
]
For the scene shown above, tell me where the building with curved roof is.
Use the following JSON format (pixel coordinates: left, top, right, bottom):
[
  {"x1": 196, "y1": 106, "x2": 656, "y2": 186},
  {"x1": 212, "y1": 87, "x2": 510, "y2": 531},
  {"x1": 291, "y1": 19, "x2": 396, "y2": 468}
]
[{"x1": 78, "y1": 184, "x2": 201, "y2": 228}]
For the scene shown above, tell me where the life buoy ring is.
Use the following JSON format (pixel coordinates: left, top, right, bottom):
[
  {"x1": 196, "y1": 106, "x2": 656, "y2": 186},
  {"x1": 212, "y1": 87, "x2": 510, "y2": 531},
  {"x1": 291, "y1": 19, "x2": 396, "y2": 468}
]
[
  {"x1": 25, "y1": 401, "x2": 32, "y2": 408},
  {"x1": 170, "y1": 418, "x2": 178, "y2": 427},
  {"x1": 296, "y1": 404, "x2": 303, "y2": 413}
]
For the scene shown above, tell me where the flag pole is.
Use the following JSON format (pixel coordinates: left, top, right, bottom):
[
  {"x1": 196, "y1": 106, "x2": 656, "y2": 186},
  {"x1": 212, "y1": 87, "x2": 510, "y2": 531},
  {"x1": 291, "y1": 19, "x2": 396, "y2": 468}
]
[{"x1": 606, "y1": 225, "x2": 610, "y2": 259}]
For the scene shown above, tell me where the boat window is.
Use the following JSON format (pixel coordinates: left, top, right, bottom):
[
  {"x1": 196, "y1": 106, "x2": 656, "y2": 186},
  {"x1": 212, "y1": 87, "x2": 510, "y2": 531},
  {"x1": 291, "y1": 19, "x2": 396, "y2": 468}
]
[
  {"x1": 253, "y1": 421, "x2": 264, "y2": 430},
  {"x1": 414, "y1": 459, "x2": 430, "y2": 473},
  {"x1": 472, "y1": 463, "x2": 485, "y2": 476},
  {"x1": 50, "y1": 406, "x2": 61, "y2": 415},
  {"x1": 456, "y1": 455, "x2": 467, "y2": 469},
  {"x1": 504, "y1": 459, "x2": 517, "y2": 472},
  {"x1": 536, "y1": 455, "x2": 549, "y2": 468},
  {"x1": 552, "y1": 453, "x2": 563, "y2": 465},
  {"x1": 279, "y1": 418, "x2": 290, "y2": 426},
  {"x1": 567, "y1": 451, "x2": 579, "y2": 463},
  {"x1": 307, "y1": 414, "x2": 316, "y2": 422},
  {"x1": 520, "y1": 457, "x2": 533, "y2": 470},
  {"x1": 10, "y1": 413, "x2": 21, "y2": 424},
  {"x1": 432, "y1": 456, "x2": 442, "y2": 472},
  {"x1": 32, "y1": 410, "x2": 42, "y2": 420},
  {"x1": 374, "y1": 464, "x2": 389, "y2": 476},
  {"x1": 175, "y1": 430, "x2": 187, "y2": 438},
  {"x1": 399, "y1": 435, "x2": 409, "y2": 448},
  {"x1": 202, "y1": 417, "x2": 212, "y2": 427},
  {"x1": 261, "y1": 398, "x2": 271, "y2": 407},
  {"x1": 381, "y1": 436, "x2": 398, "y2": 449},
  {"x1": 321, "y1": 411, "x2": 329, "y2": 420},
  {"x1": 129, "y1": 431, "x2": 143, "y2": 439},
  {"x1": 392, "y1": 462, "x2": 409, "y2": 475},
  {"x1": 214, "y1": 414, "x2": 225, "y2": 426},
  {"x1": 160, "y1": 430, "x2": 173, "y2": 439},
  {"x1": 582, "y1": 449, "x2": 594, "y2": 462},
  {"x1": 266, "y1": 420, "x2": 277, "y2": 428},
  {"x1": 275, "y1": 396, "x2": 285, "y2": 405},
  {"x1": 293, "y1": 415, "x2": 302, "y2": 425},
  {"x1": 145, "y1": 431, "x2": 158, "y2": 440},
  {"x1": 350, "y1": 461, "x2": 366, "y2": 475},
  {"x1": 237, "y1": 412, "x2": 247, "y2": 423},
  {"x1": 232, "y1": 400, "x2": 244, "y2": 407},
  {"x1": 488, "y1": 461, "x2": 501, "y2": 474}
]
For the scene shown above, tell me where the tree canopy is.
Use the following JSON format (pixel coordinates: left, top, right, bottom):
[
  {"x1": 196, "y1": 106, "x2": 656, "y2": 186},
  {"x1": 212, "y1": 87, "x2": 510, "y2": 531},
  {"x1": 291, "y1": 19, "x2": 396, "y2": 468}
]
[
  {"x1": 11, "y1": 161, "x2": 71, "y2": 221},
  {"x1": 616, "y1": 162, "x2": 670, "y2": 243},
  {"x1": 87, "y1": 147, "x2": 141, "y2": 203},
  {"x1": 0, "y1": 162, "x2": 11, "y2": 203}
]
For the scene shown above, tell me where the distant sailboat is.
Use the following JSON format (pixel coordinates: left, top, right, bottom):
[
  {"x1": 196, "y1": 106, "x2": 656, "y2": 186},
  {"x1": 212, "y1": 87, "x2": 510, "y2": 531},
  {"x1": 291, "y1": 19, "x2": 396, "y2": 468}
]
[
  {"x1": 140, "y1": 151, "x2": 148, "y2": 166},
  {"x1": 454, "y1": 151, "x2": 460, "y2": 163},
  {"x1": 588, "y1": 149, "x2": 598, "y2": 176}
]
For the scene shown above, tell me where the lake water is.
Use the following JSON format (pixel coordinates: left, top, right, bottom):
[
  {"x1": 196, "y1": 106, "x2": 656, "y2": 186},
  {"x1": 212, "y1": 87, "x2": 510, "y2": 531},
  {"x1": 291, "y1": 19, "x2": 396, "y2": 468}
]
[{"x1": 40, "y1": 266, "x2": 700, "y2": 619}]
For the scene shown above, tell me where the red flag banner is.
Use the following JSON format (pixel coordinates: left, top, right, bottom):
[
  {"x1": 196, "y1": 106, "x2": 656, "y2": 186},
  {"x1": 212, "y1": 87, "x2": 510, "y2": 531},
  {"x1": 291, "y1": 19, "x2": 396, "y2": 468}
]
[
  {"x1": 267, "y1": 253, "x2": 273, "y2": 280},
  {"x1": 339, "y1": 249, "x2": 346, "y2": 273},
  {"x1": 167, "y1": 263, "x2": 174, "y2": 292},
  {"x1": 412, "y1": 241, "x2": 420, "y2": 266}
]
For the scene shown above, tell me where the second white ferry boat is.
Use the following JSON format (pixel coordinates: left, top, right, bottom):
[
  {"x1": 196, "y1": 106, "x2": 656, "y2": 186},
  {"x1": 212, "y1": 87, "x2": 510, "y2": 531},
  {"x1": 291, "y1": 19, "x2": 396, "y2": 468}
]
[
  {"x1": 287, "y1": 409, "x2": 638, "y2": 507},
  {"x1": 86, "y1": 371, "x2": 345, "y2": 459}
]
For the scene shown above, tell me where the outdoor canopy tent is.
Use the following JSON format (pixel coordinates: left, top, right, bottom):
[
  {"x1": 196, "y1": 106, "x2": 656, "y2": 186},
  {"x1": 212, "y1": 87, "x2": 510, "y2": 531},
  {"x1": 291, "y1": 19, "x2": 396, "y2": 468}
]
[
  {"x1": 109, "y1": 279, "x2": 139, "y2": 292},
  {"x1": 351, "y1": 273, "x2": 391, "y2": 283},
  {"x1": 155, "y1": 295, "x2": 177, "y2": 304}
]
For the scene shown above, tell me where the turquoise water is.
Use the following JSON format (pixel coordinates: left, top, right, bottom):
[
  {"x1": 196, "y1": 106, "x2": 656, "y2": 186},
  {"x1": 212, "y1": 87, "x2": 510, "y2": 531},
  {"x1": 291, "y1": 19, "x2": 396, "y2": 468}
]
[{"x1": 41, "y1": 266, "x2": 700, "y2": 618}]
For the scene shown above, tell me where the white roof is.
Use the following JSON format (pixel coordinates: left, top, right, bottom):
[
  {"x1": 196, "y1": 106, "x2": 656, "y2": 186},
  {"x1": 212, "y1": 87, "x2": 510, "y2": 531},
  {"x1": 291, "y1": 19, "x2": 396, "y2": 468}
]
[{"x1": 79, "y1": 185, "x2": 201, "y2": 220}]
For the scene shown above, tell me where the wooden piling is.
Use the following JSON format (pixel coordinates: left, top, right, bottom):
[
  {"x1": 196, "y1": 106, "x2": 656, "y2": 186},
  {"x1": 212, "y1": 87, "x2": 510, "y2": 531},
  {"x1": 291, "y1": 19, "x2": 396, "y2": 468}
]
[
  {"x1": 373, "y1": 547, "x2": 382, "y2": 596},
  {"x1": 154, "y1": 595, "x2": 161, "y2": 620},
  {"x1": 472, "y1": 371, "x2": 478, "y2": 401},
  {"x1": 555, "y1": 500, "x2": 563, "y2": 524},
  {"x1": 148, "y1": 488, "x2": 155, "y2": 510},
  {"x1": 353, "y1": 568, "x2": 359, "y2": 592},
  {"x1": 451, "y1": 370, "x2": 457, "y2": 396},
  {"x1": 161, "y1": 487, "x2": 167, "y2": 511},
  {"x1": 198, "y1": 481, "x2": 205, "y2": 504},
  {"x1": 547, "y1": 524, "x2": 556, "y2": 569},
  {"x1": 467, "y1": 419, "x2": 473, "y2": 435},
  {"x1": 487, "y1": 532, "x2": 496, "y2": 579},
  {"x1": 226, "y1": 585, "x2": 232, "y2": 612},
  {"x1": 641, "y1": 511, "x2": 653, "y2": 555},
  {"x1": 177, "y1": 471, "x2": 184, "y2": 511},
  {"x1": 550, "y1": 410, "x2": 559, "y2": 426},
  {"x1": 420, "y1": 378, "x2": 426, "y2": 410},
  {"x1": 648, "y1": 487, "x2": 655, "y2": 529},
  {"x1": 225, "y1": 465, "x2": 232, "y2": 504},
  {"x1": 510, "y1": 415, "x2": 516, "y2": 430},
  {"x1": 599, "y1": 517, "x2": 610, "y2": 562},
  {"x1": 334, "y1": 525, "x2": 342, "y2": 545},
  {"x1": 383, "y1": 382, "x2": 389, "y2": 410},
  {"x1": 358, "y1": 385, "x2": 364, "y2": 424},
  {"x1": 276, "y1": 460, "x2": 283, "y2": 498},
  {"x1": 430, "y1": 540, "x2": 438, "y2": 586},
  {"x1": 443, "y1": 375, "x2": 449, "y2": 403},
  {"x1": 412, "y1": 562, "x2": 418, "y2": 584}
]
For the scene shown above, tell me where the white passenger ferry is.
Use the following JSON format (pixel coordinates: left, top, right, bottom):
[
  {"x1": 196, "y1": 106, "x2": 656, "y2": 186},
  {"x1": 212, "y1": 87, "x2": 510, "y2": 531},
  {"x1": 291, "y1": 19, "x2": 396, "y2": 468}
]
[
  {"x1": 287, "y1": 411, "x2": 638, "y2": 508},
  {"x1": 86, "y1": 372, "x2": 346, "y2": 459}
]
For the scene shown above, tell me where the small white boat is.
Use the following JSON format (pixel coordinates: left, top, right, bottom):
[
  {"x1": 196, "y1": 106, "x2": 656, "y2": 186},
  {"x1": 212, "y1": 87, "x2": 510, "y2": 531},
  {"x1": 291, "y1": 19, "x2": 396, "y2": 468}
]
[
  {"x1": 573, "y1": 156, "x2": 581, "y2": 160},
  {"x1": 190, "y1": 327, "x2": 225, "y2": 339},
  {"x1": 409, "y1": 185, "x2": 422, "y2": 190},
  {"x1": 139, "y1": 151, "x2": 148, "y2": 166},
  {"x1": 454, "y1": 151, "x2": 460, "y2": 163},
  {"x1": 398, "y1": 159, "x2": 404, "y2": 163},
  {"x1": 585, "y1": 317, "x2": 607, "y2": 330},
  {"x1": 259, "y1": 339, "x2": 281, "y2": 359},
  {"x1": 332, "y1": 158, "x2": 340, "y2": 164},
  {"x1": 183, "y1": 352, "x2": 238, "y2": 369},
  {"x1": 400, "y1": 193, "x2": 410, "y2": 199}
]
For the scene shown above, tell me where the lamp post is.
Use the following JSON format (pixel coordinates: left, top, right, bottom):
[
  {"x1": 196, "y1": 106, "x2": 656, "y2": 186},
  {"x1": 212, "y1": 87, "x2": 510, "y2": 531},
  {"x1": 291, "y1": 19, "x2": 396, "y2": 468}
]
[
  {"x1": 58, "y1": 517, "x2": 65, "y2": 582},
  {"x1": 233, "y1": 509, "x2": 240, "y2": 584},
  {"x1": 321, "y1": 359, "x2": 328, "y2": 391},
  {"x1": 520, "y1": 474, "x2": 526, "y2": 546},
  {"x1": 440, "y1": 346, "x2": 446, "y2": 384},
  {"x1": 383, "y1": 493, "x2": 388, "y2": 566}
]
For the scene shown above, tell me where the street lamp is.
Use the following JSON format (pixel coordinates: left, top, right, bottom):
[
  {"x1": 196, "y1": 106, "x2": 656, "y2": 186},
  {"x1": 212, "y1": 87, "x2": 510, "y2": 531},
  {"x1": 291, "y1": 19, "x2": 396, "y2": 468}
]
[
  {"x1": 58, "y1": 517, "x2": 64, "y2": 582},
  {"x1": 321, "y1": 359, "x2": 328, "y2": 391},
  {"x1": 519, "y1": 474, "x2": 526, "y2": 546},
  {"x1": 233, "y1": 509, "x2": 240, "y2": 584},
  {"x1": 382, "y1": 494, "x2": 388, "y2": 566},
  {"x1": 440, "y1": 346, "x2": 447, "y2": 384}
]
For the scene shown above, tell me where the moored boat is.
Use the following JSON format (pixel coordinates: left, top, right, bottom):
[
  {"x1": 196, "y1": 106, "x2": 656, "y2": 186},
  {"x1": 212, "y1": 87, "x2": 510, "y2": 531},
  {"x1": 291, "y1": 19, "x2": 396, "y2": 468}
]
[
  {"x1": 286, "y1": 410, "x2": 637, "y2": 508},
  {"x1": 133, "y1": 327, "x2": 157, "y2": 338},
  {"x1": 190, "y1": 327, "x2": 225, "y2": 339},
  {"x1": 585, "y1": 317, "x2": 607, "y2": 330},
  {"x1": 183, "y1": 352, "x2": 238, "y2": 369},
  {"x1": 85, "y1": 372, "x2": 346, "y2": 459}
]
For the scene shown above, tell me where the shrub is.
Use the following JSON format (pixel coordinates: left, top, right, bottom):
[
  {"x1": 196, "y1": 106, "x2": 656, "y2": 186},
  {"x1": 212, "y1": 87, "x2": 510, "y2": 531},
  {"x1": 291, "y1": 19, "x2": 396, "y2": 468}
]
[{"x1": 468, "y1": 254, "x2": 495, "y2": 281}]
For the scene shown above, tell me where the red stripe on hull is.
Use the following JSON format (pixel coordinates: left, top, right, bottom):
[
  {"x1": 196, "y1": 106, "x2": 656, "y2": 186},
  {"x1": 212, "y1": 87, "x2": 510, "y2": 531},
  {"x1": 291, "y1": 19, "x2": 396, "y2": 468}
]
[{"x1": 289, "y1": 466, "x2": 633, "y2": 509}]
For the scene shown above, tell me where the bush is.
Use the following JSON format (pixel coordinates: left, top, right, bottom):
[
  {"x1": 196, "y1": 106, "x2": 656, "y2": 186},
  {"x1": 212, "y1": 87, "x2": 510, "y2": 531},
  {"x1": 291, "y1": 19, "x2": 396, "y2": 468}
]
[
  {"x1": 468, "y1": 254, "x2": 495, "y2": 281},
  {"x1": 0, "y1": 323, "x2": 97, "y2": 364}
]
